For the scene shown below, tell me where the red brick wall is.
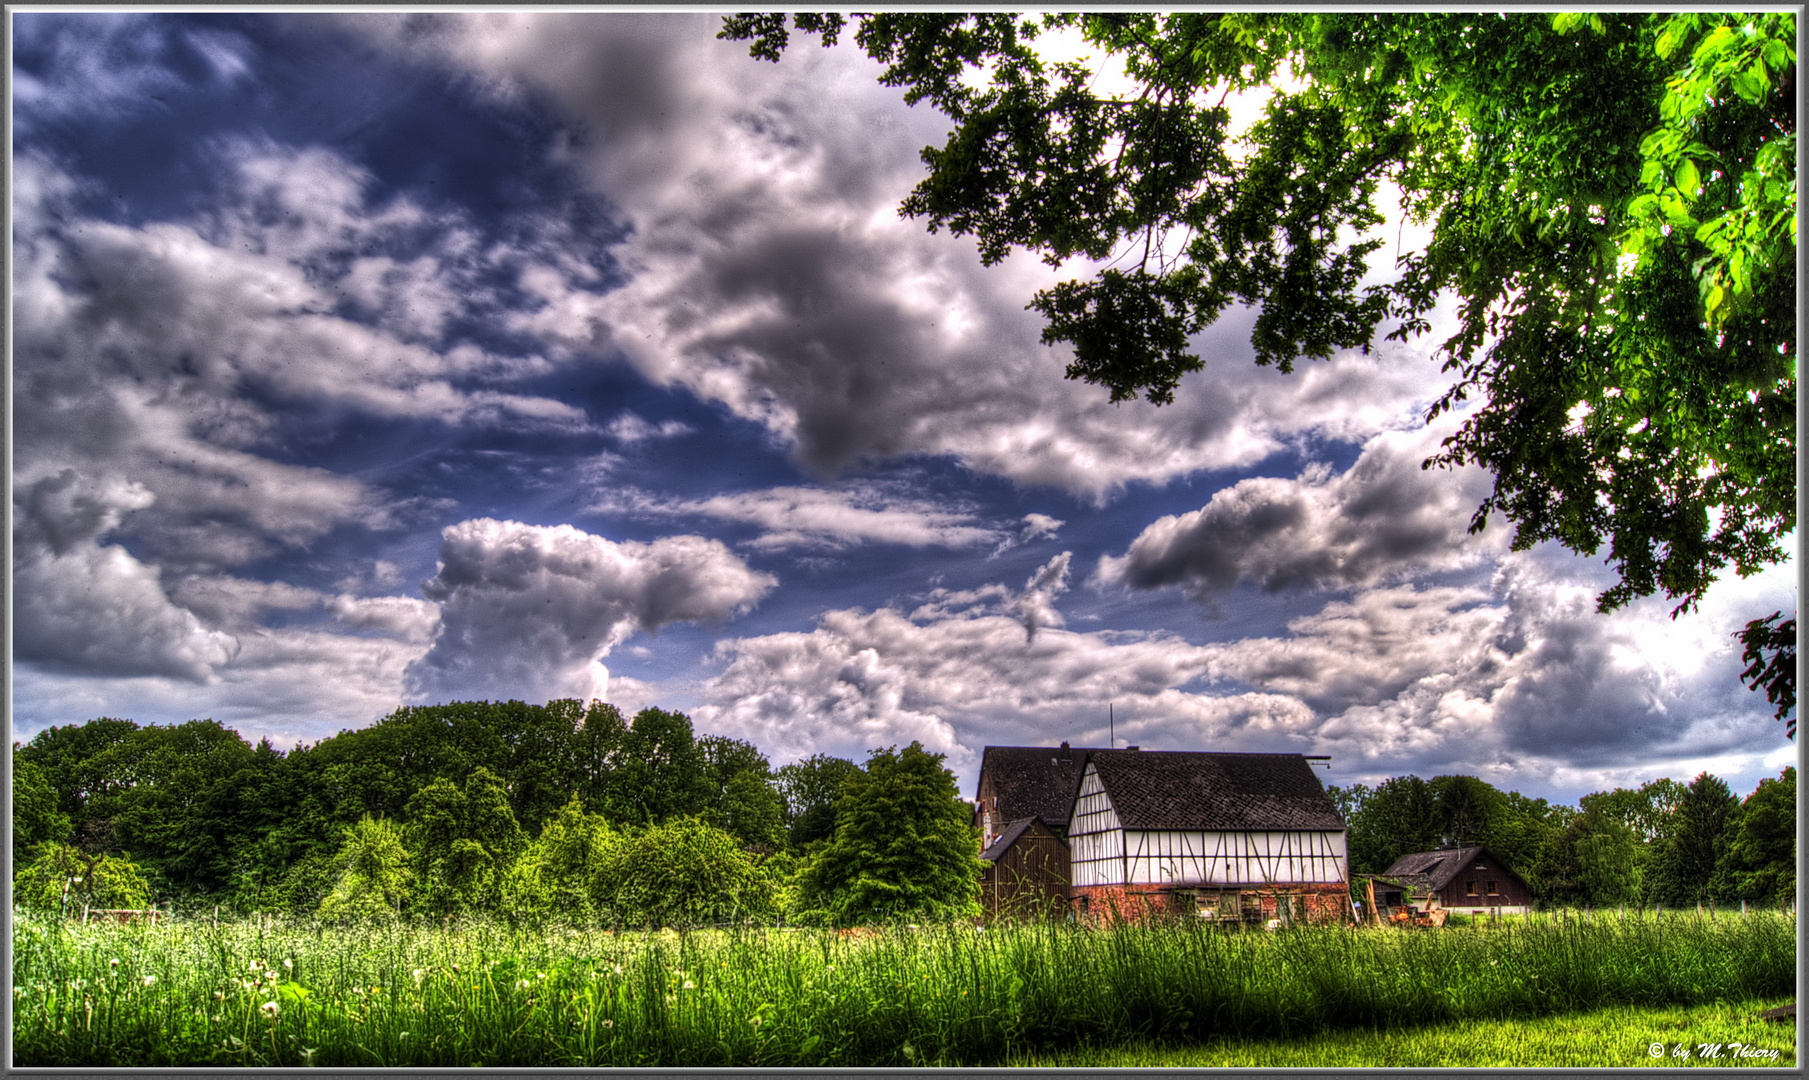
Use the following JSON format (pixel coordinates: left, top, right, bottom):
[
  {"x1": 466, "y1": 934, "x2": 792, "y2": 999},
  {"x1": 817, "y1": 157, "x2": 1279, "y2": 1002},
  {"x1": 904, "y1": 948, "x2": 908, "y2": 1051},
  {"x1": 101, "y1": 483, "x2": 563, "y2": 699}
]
[{"x1": 1070, "y1": 882, "x2": 1352, "y2": 926}]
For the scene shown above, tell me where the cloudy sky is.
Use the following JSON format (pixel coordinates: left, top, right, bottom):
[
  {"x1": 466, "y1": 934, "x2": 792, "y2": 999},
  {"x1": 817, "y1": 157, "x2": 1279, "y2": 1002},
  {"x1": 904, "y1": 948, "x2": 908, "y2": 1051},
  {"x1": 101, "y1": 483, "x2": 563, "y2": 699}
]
[{"x1": 11, "y1": 12, "x2": 1797, "y2": 805}]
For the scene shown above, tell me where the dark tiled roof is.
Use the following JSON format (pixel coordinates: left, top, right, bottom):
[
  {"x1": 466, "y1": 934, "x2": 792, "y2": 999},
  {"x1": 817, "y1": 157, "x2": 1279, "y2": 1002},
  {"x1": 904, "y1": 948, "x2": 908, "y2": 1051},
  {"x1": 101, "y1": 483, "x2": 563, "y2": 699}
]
[
  {"x1": 978, "y1": 745, "x2": 1104, "y2": 829},
  {"x1": 1379, "y1": 846, "x2": 1490, "y2": 891},
  {"x1": 1088, "y1": 750, "x2": 1346, "y2": 831},
  {"x1": 979, "y1": 817, "x2": 1040, "y2": 861}
]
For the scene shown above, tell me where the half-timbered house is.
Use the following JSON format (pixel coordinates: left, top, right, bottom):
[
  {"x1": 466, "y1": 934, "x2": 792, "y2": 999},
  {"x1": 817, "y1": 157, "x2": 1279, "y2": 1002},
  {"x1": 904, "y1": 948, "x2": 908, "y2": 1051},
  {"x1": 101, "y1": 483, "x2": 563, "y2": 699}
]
[{"x1": 1066, "y1": 749, "x2": 1350, "y2": 924}]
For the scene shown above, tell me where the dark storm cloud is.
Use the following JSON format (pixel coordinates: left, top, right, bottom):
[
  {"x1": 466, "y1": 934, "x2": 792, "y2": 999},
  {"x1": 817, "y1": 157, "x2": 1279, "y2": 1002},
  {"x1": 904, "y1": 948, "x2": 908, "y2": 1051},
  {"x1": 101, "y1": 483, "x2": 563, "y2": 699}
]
[
  {"x1": 1096, "y1": 422, "x2": 1500, "y2": 605},
  {"x1": 358, "y1": 12, "x2": 1449, "y2": 497},
  {"x1": 13, "y1": 470, "x2": 237, "y2": 681}
]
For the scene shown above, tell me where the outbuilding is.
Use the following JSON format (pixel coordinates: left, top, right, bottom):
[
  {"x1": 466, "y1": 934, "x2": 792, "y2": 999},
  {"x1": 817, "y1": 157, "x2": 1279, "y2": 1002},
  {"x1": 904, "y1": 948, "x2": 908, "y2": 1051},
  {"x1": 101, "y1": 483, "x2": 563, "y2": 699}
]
[
  {"x1": 1375, "y1": 846, "x2": 1532, "y2": 916},
  {"x1": 978, "y1": 816, "x2": 1071, "y2": 920},
  {"x1": 973, "y1": 742, "x2": 1102, "y2": 849}
]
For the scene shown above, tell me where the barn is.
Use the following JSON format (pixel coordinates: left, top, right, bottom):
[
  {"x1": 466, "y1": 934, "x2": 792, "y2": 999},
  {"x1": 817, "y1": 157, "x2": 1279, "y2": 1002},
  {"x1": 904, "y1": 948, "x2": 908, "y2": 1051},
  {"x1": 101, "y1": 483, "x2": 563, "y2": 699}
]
[
  {"x1": 1374, "y1": 845, "x2": 1533, "y2": 916},
  {"x1": 973, "y1": 742, "x2": 1102, "y2": 849},
  {"x1": 978, "y1": 816, "x2": 1071, "y2": 919},
  {"x1": 1066, "y1": 749, "x2": 1350, "y2": 924}
]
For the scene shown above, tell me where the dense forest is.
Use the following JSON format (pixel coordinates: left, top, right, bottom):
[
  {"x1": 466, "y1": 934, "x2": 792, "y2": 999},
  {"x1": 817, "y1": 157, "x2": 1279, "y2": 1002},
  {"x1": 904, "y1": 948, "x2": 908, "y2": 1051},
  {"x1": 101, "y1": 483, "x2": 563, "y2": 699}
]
[
  {"x1": 1328, "y1": 768, "x2": 1796, "y2": 909},
  {"x1": 11, "y1": 702, "x2": 1795, "y2": 926},
  {"x1": 10, "y1": 701, "x2": 979, "y2": 928}
]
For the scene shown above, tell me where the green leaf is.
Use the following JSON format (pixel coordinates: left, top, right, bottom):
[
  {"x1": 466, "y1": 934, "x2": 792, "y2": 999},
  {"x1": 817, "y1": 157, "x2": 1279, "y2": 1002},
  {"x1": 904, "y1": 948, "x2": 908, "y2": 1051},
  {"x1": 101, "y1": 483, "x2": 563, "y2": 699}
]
[
  {"x1": 1655, "y1": 17, "x2": 1693, "y2": 58},
  {"x1": 1674, "y1": 158, "x2": 1700, "y2": 198},
  {"x1": 1731, "y1": 69, "x2": 1766, "y2": 104}
]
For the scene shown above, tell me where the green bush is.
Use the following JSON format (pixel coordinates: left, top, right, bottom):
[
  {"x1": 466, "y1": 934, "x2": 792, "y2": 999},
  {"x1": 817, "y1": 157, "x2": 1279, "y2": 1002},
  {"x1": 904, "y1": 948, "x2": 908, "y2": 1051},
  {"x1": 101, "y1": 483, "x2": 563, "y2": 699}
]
[
  {"x1": 12, "y1": 842, "x2": 152, "y2": 912},
  {"x1": 316, "y1": 817, "x2": 412, "y2": 923},
  {"x1": 594, "y1": 816, "x2": 775, "y2": 928},
  {"x1": 499, "y1": 798, "x2": 617, "y2": 926}
]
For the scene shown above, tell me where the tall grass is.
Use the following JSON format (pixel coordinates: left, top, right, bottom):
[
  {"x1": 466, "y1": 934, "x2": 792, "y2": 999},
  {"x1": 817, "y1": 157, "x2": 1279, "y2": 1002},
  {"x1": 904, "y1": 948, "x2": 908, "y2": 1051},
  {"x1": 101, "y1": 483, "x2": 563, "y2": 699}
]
[{"x1": 11, "y1": 907, "x2": 1795, "y2": 1066}]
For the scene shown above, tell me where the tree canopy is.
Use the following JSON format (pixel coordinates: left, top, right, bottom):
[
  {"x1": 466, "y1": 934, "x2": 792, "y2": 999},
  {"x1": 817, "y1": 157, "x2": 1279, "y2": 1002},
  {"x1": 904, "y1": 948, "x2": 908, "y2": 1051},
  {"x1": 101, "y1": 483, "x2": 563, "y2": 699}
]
[
  {"x1": 723, "y1": 12, "x2": 1797, "y2": 730},
  {"x1": 799, "y1": 742, "x2": 983, "y2": 925}
]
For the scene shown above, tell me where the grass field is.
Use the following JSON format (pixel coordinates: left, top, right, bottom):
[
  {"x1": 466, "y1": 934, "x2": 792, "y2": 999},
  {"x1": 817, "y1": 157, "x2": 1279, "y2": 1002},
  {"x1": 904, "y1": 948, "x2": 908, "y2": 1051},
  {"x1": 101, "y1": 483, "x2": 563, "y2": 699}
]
[
  {"x1": 11, "y1": 907, "x2": 1796, "y2": 1067},
  {"x1": 1010, "y1": 999, "x2": 1797, "y2": 1067}
]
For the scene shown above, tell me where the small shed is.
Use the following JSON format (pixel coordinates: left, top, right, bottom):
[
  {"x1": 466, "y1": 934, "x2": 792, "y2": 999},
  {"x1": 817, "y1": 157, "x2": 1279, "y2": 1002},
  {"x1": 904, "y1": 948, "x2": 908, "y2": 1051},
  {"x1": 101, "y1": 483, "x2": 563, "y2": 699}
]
[
  {"x1": 979, "y1": 817, "x2": 1071, "y2": 920},
  {"x1": 1377, "y1": 846, "x2": 1532, "y2": 916}
]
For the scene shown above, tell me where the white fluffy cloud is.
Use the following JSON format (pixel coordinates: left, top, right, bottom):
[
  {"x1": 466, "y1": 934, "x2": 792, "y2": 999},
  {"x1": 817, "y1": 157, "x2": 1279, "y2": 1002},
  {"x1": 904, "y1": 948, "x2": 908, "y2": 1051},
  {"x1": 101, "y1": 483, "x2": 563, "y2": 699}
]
[
  {"x1": 354, "y1": 13, "x2": 1451, "y2": 498},
  {"x1": 1197, "y1": 548, "x2": 1794, "y2": 789},
  {"x1": 12, "y1": 625, "x2": 428, "y2": 751},
  {"x1": 591, "y1": 482, "x2": 1004, "y2": 551},
  {"x1": 693, "y1": 556, "x2": 1317, "y2": 775},
  {"x1": 605, "y1": 412, "x2": 692, "y2": 445},
  {"x1": 1096, "y1": 420, "x2": 1502, "y2": 606},
  {"x1": 687, "y1": 546, "x2": 1789, "y2": 794},
  {"x1": 405, "y1": 518, "x2": 777, "y2": 704}
]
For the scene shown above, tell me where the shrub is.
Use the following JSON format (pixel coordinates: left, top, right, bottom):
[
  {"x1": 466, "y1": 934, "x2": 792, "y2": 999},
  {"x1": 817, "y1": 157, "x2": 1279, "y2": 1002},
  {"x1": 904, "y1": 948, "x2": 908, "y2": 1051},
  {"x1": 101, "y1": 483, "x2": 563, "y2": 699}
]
[
  {"x1": 12, "y1": 842, "x2": 152, "y2": 912},
  {"x1": 316, "y1": 816, "x2": 411, "y2": 923},
  {"x1": 594, "y1": 816, "x2": 774, "y2": 928}
]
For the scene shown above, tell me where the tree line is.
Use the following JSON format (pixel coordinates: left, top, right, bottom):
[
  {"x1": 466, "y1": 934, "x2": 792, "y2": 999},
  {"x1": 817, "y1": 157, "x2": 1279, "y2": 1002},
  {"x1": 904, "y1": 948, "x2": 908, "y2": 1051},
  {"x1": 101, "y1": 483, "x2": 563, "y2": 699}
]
[
  {"x1": 10, "y1": 701, "x2": 981, "y2": 928},
  {"x1": 14, "y1": 704, "x2": 1791, "y2": 924},
  {"x1": 1329, "y1": 767, "x2": 1795, "y2": 909}
]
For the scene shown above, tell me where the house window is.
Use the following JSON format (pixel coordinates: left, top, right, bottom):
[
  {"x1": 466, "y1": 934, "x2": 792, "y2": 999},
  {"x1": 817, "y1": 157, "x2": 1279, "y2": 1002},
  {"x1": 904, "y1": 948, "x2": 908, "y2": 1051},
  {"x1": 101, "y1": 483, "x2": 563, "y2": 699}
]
[
  {"x1": 1487, "y1": 881, "x2": 1499, "y2": 896},
  {"x1": 1465, "y1": 880, "x2": 1477, "y2": 896}
]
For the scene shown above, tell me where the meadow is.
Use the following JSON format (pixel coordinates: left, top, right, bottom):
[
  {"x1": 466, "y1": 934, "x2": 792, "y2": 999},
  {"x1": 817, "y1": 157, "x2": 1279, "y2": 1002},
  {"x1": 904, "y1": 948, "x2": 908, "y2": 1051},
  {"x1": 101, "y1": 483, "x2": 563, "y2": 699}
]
[{"x1": 10, "y1": 906, "x2": 1796, "y2": 1067}]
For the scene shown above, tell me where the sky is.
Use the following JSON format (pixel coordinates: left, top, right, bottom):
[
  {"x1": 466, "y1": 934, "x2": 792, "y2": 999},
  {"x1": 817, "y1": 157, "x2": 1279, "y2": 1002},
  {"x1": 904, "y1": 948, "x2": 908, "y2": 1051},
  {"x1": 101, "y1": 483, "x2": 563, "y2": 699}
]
[{"x1": 10, "y1": 12, "x2": 1798, "y2": 807}]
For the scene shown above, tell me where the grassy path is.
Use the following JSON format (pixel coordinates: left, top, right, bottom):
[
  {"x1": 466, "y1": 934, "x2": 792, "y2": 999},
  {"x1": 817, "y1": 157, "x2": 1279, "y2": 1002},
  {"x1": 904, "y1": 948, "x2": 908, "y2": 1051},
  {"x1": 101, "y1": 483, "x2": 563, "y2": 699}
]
[{"x1": 1010, "y1": 998, "x2": 1798, "y2": 1068}]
